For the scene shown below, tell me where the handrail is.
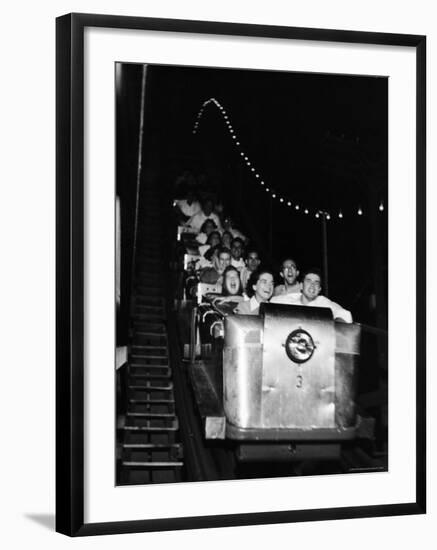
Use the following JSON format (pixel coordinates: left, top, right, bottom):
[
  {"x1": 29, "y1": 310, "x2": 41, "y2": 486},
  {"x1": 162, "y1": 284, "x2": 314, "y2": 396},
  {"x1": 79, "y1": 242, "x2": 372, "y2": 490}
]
[{"x1": 130, "y1": 65, "x2": 147, "y2": 295}]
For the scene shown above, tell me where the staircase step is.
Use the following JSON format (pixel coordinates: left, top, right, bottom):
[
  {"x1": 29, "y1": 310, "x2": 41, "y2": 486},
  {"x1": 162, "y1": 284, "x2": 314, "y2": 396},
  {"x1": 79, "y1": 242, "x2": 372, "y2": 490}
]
[
  {"x1": 123, "y1": 443, "x2": 180, "y2": 449},
  {"x1": 124, "y1": 432, "x2": 176, "y2": 445},
  {"x1": 130, "y1": 360, "x2": 168, "y2": 367},
  {"x1": 123, "y1": 421, "x2": 179, "y2": 432},
  {"x1": 129, "y1": 350, "x2": 168, "y2": 359},
  {"x1": 129, "y1": 398, "x2": 175, "y2": 405},
  {"x1": 131, "y1": 347, "x2": 167, "y2": 354},
  {"x1": 133, "y1": 313, "x2": 166, "y2": 321},
  {"x1": 133, "y1": 324, "x2": 167, "y2": 333},
  {"x1": 132, "y1": 344, "x2": 168, "y2": 349},
  {"x1": 133, "y1": 339, "x2": 167, "y2": 348},
  {"x1": 130, "y1": 357, "x2": 168, "y2": 365},
  {"x1": 128, "y1": 404, "x2": 175, "y2": 415},
  {"x1": 128, "y1": 383, "x2": 173, "y2": 391},
  {"x1": 133, "y1": 340, "x2": 166, "y2": 348},
  {"x1": 130, "y1": 360, "x2": 168, "y2": 368},
  {"x1": 129, "y1": 363, "x2": 170, "y2": 370},
  {"x1": 130, "y1": 325, "x2": 167, "y2": 338},
  {"x1": 131, "y1": 353, "x2": 168, "y2": 360},
  {"x1": 127, "y1": 412, "x2": 176, "y2": 419},
  {"x1": 122, "y1": 461, "x2": 183, "y2": 468},
  {"x1": 131, "y1": 343, "x2": 167, "y2": 352},
  {"x1": 135, "y1": 325, "x2": 166, "y2": 334},
  {"x1": 131, "y1": 339, "x2": 168, "y2": 349},
  {"x1": 130, "y1": 373, "x2": 171, "y2": 381},
  {"x1": 130, "y1": 356, "x2": 168, "y2": 364}
]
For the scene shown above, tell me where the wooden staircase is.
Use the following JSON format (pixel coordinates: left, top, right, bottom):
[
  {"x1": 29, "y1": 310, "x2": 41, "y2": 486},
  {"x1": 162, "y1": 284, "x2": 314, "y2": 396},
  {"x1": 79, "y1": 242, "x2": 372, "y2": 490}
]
[{"x1": 117, "y1": 184, "x2": 184, "y2": 484}]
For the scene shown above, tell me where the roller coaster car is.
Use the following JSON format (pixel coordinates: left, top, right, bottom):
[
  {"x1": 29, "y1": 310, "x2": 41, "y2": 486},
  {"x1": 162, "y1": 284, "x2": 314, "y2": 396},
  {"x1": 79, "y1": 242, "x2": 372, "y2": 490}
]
[{"x1": 189, "y1": 301, "x2": 361, "y2": 462}]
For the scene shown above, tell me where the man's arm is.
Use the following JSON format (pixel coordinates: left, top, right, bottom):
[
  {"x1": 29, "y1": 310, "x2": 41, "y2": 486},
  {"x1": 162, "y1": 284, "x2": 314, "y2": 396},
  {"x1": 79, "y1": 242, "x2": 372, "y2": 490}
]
[{"x1": 330, "y1": 300, "x2": 353, "y2": 323}]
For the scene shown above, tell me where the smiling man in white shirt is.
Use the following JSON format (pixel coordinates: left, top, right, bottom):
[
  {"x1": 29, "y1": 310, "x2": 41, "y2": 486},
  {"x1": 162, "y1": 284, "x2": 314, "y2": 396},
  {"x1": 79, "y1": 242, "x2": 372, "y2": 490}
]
[{"x1": 271, "y1": 268, "x2": 353, "y2": 323}]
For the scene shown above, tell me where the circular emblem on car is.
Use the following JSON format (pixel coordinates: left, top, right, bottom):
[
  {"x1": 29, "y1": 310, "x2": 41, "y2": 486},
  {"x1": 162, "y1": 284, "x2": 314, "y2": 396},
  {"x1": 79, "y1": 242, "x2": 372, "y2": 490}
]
[{"x1": 285, "y1": 329, "x2": 316, "y2": 363}]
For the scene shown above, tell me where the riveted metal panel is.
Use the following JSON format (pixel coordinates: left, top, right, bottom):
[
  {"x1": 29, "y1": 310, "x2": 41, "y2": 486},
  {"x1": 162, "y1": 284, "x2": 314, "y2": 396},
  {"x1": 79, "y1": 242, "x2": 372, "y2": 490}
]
[
  {"x1": 334, "y1": 323, "x2": 361, "y2": 427},
  {"x1": 223, "y1": 315, "x2": 263, "y2": 428},
  {"x1": 335, "y1": 322, "x2": 361, "y2": 354},
  {"x1": 261, "y1": 303, "x2": 336, "y2": 428},
  {"x1": 335, "y1": 353, "x2": 358, "y2": 428}
]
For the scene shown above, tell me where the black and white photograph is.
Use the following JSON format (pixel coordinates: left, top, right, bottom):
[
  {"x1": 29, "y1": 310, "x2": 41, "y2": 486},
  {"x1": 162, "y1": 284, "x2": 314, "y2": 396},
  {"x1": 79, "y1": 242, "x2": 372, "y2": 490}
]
[
  {"x1": 115, "y1": 62, "x2": 389, "y2": 485},
  {"x1": 1, "y1": 0, "x2": 432, "y2": 546}
]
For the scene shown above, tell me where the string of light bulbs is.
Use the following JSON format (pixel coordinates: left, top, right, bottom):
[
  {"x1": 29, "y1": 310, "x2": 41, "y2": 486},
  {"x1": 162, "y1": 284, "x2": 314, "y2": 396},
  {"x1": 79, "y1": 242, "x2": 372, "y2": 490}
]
[{"x1": 192, "y1": 97, "x2": 385, "y2": 220}]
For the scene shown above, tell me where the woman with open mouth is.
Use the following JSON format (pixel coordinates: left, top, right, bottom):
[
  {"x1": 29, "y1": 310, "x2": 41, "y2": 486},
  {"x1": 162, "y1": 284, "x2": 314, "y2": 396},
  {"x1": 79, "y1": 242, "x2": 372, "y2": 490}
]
[{"x1": 211, "y1": 266, "x2": 244, "y2": 307}]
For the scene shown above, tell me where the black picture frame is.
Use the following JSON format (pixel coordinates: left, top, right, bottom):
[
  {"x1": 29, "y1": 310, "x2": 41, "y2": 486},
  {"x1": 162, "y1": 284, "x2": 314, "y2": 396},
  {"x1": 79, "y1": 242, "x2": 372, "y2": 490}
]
[{"x1": 56, "y1": 12, "x2": 426, "y2": 537}]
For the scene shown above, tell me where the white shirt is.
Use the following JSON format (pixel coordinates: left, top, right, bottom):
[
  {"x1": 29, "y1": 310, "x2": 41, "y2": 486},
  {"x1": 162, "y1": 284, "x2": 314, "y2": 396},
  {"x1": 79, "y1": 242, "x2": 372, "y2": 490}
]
[
  {"x1": 231, "y1": 258, "x2": 245, "y2": 271},
  {"x1": 273, "y1": 282, "x2": 302, "y2": 297},
  {"x1": 198, "y1": 244, "x2": 211, "y2": 257},
  {"x1": 174, "y1": 199, "x2": 201, "y2": 218},
  {"x1": 270, "y1": 292, "x2": 353, "y2": 323},
  {"x1": 185, "y1": 211, "x2": 222, "y2": 233},
  {"x1": 196, "y1": 233, "x2": 208, "y2": 244}
]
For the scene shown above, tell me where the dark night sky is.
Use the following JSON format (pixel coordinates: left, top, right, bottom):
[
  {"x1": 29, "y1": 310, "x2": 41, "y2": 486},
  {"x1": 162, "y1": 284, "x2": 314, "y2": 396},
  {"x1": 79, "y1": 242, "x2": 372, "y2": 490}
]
[
  {"x1": 145, "y1": 64, "x2": 387, "y2": 206},
  {"x1": 124, "y1": 63, "x2": 388, "y2": 324}
]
